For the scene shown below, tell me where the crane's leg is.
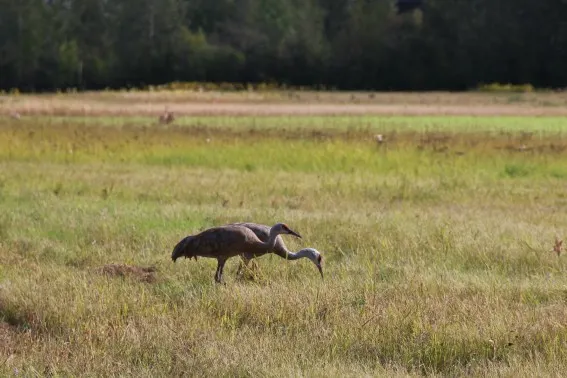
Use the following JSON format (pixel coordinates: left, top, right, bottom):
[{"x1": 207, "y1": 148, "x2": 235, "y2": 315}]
[
  {"x1": 219, "y1": 260, "x2": 226, "y2": 282},
  {"x1": 214, "y1": 260, "x2": 221, "y2": 283},
  {"x1": 215, "y1": 259, "x2": 227, "y2": 284}
]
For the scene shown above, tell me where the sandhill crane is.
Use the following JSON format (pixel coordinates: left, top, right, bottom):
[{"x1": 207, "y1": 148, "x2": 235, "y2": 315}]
[
  {"x1": 171, "y1": 223, "x2": 302, "y2": 283},
  {"x1": 233, "y1": 222, "x2": 323, "y2": 279}
]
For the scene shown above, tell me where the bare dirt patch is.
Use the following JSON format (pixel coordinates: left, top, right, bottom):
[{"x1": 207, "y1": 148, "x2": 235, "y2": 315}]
[{"x1": 97, "y1": 264, "x2": 158, "y2": 283}]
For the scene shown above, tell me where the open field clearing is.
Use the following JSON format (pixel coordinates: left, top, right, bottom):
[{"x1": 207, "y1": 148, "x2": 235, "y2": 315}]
[
  {"x1": 4, "y1": 90, "x2": 567, "y2": 117},
  {"x1": 1, "y1": 92, "x2": 567, "y2": 376}
]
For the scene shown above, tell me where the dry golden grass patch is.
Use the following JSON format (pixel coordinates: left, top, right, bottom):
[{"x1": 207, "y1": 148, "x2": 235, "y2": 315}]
[
  {"x1": 3, "y1": 90, "x2": 567, "y2": 117},
  {"x1": 2, "y1": 118, "x2": 567, "y2": 161},
  {"x1": 0, "y1": 321, "x2": 19, "y2": 356}
]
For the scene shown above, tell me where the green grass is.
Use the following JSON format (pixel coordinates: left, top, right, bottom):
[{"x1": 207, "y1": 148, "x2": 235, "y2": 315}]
[
  {"x1": 1, "y1": 103, "x2": 567, "y2": 376},
  {"x1": 36, "y1": 114, "x2": 567, "y2": 134}
]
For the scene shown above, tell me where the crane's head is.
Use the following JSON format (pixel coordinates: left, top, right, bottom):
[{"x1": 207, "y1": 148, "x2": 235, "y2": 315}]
[
  {"x1": 272, "y1": 223, "x2": 302, "y2": 238},
  {"x1": 171, "y1": 236, "x2": 196, "y2": 262},
  {"x1": 300, "y1": 248, "x2": 324, "y2": 280}
]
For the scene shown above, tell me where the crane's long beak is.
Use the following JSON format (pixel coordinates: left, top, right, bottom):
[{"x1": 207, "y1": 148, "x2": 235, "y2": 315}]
[
  {"x1": 316, "y1": 264, "x2": 324, "y2": 280},
  {"x1": 288, "y1": 229, "x2": 302, "y2": 238}
]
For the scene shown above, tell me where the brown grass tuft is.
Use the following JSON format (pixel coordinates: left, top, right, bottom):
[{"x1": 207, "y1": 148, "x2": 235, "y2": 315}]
[
  {"x1": 0, "y1": 321, "x2": 18, "y2": 347},
  {"x1": 553, "y1": 237, "x2": 563, "y2": 256},
  {"x1": 158, "y1": 110, "x2": 175, "y2": 124},
  {"x1": 0, "y1": 315, "x2": 22, "y2": 367}
]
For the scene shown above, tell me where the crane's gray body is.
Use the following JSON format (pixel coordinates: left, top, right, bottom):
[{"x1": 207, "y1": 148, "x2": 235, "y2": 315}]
[
  {"x1": 171, "y1": 223, "x2": 303, "y2": 283},
  {"x1": 172, "y1": 225, "x2": 262, "y2": 260}
]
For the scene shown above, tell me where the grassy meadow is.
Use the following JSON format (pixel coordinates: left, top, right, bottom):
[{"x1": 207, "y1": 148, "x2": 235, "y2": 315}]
[{"x1": 1, "y1": 91, "x2": 567, "y2": 376}]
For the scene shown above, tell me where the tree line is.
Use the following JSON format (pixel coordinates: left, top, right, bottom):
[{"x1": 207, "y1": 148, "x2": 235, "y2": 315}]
[{"x1": 1, "y1": 0, "x2": 566, "y2": 92}]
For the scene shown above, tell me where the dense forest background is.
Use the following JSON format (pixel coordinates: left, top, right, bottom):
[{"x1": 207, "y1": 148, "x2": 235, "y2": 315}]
[{"x1": 1, "y1": 0, "x2": 567, "y2": 91}]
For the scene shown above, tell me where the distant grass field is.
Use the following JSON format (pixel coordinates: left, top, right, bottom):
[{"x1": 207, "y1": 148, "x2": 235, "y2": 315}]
[
  {"x1": 20, "y1": 114, "x2": 567, "y2": 134},
  {"x1": 1, "y1": 91, "x2": 567, "y2": 376}
]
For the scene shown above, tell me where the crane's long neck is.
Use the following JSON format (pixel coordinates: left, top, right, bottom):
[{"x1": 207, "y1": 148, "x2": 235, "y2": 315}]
[
  {"x1": 262, "y1": 228, "x2": 280, "y2": 252},
  {"x1": 280, "y1": 248, "x2": 312, "y2": 261}
]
